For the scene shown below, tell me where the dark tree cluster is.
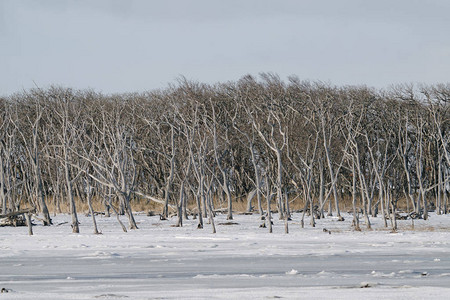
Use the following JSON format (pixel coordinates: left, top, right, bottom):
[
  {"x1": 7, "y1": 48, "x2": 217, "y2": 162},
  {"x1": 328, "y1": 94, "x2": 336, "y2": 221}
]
[{"x1": 0, "y1": 74, "x2": 449, "y2": 233}]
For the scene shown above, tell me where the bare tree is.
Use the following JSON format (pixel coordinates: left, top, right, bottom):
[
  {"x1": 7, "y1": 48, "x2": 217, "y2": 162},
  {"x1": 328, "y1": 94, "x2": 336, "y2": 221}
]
[{"x1": 11, "y1": 92, "x2": 52, "y2": 225}]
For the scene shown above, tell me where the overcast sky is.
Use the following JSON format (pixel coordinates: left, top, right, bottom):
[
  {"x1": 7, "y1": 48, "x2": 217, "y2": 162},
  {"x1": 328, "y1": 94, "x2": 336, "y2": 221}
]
[{"x1": 1, "y1": 0, "x2": 449, "y2": 96}]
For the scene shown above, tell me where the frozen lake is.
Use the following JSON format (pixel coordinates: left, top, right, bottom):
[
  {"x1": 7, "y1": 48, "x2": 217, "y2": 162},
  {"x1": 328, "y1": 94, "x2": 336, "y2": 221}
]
[{"x1": 1, "y1": 212, "x2": 450, "y2": 299}]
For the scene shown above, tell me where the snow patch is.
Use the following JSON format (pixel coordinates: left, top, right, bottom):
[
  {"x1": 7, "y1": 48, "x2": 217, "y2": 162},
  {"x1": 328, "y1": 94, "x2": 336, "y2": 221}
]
[
  {"x1": 193, "y1": 274, "x2": 254, "y2": 279},
  {"x1": 371, "y1": 271, "x2": 396, "y2": 278}
]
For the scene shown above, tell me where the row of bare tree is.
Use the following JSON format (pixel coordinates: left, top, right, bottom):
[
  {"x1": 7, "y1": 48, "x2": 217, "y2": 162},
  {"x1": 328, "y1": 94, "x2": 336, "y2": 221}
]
[{"x1": 0, "y1": 74, "x2": 449, "y2": 233}]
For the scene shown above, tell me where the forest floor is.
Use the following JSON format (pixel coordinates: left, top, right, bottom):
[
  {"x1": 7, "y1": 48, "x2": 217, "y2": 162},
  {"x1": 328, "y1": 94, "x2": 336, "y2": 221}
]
[{"x1": 1, "y1": 211, "x2": 450, "y2": 299}]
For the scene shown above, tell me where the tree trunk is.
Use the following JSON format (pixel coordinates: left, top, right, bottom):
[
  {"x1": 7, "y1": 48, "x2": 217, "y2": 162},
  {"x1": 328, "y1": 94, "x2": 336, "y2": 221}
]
[
  {"x1": 437, "y1": 158, "x2": 442, "y2": 214},
  {"x1": 120, "y1": 192, "x2": 138, "y2": 229},
  {"x1": 266, "y1": 180, "x2": 273, "y2": 233},
  {"x1": 223, "y1": 174, "x2": 233, "y2": 220},
  {"x1": 351, "y1": 162, "x2": 361, "y2": 230},
  {"x1": 246, "y1": 189, "x2": 256, "y2": 212},
  {"x1": 25, "y1": 213, "x2": 33, "y2": 236},
  {"x1": 64, "y1": 147, "x2": 79, "y2": 233},
  {"x1": 86, "y1": 179, "x2": 100, "y2": 234},
  {"x1": 106, "y1": 196, "x2": 127, "y2": 232},
  {"x1": 275, "y1": 148, "x2": 284, "y2": 220},
  {"x1": 195, "y1": 193, "x2": 203, "y2": 229},
  {"x1": 162, "y1": 129, "x2": 175, "y2": 219},
  {"x1": 0, "y1": 155, "x2": 7, "y2": 214},
  {"x1": 318, "y1": 159, "x2": 325, "y2": 218},
  {"x1": 206, "y1": 192, "x2": 216, "y2": 234},
  {"x1": 322, "y1": 123, "x2": 341, "y2": 219},
  {"x1": 250, "y1": 144, "x2": 264, "y2": 216}
]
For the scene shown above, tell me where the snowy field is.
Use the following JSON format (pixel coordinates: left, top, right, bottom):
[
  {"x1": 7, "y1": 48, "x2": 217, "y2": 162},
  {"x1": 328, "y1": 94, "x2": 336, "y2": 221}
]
[{"x1": 1, "y1": 212, "x2": 450, "y2": 300}]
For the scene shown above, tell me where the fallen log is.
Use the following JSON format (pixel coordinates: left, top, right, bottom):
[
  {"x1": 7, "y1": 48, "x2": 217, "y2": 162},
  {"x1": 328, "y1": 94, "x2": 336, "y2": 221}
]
[
  {"x1": 0, "y1": 207, "x2": 36, "y2": 219},
  {"x1": 0, "y1": 208, "x2": 36, "y2": 229}
]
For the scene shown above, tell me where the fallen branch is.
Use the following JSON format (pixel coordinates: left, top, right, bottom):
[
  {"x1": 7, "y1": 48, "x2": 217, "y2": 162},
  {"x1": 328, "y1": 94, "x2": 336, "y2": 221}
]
[
  {"x1": 133, "y1": 191, "x2": 177, "y2": 210},
  {"x1": 0, "y1": 207, "x2": 36, "y2": 219}
]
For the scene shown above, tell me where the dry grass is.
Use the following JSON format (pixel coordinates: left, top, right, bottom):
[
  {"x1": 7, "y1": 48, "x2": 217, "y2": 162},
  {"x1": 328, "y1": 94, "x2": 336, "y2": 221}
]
[
  {"x1": 39, "y1": 193, "x2": 424, "y2": 216},
  {"x1": 45, "y1": 196, "x2": 163, "y2": 215}
]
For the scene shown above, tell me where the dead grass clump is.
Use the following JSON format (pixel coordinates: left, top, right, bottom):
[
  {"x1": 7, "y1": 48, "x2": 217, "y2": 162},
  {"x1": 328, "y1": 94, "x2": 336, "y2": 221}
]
[{"x1": 37, "y1": 193, "x2": 427, "y2": 219}]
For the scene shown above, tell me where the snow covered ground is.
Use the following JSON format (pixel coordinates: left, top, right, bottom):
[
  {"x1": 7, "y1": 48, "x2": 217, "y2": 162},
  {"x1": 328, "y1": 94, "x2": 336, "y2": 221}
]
[{"x1": 1, "y1": 212, "x2": 450, "y2": 299}]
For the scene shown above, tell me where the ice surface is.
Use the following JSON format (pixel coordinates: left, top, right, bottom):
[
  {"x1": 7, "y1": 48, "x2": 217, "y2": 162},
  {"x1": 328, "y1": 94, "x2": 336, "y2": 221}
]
[{"x1": 1, "y1": 212, "x2": 450, "y2": 299}]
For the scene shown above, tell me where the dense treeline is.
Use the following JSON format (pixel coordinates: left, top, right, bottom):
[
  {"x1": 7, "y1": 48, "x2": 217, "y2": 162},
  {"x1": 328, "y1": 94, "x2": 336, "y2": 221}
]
[{"x1": 0, "y1": 74, "x2": 449, "y2": 232}]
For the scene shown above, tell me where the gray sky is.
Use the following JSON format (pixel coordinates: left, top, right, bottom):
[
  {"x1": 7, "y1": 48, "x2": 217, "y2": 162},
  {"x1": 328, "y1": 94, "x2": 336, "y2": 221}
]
[{"x1": 1, "y1": 0, "x2": 449, "y2": 96}]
